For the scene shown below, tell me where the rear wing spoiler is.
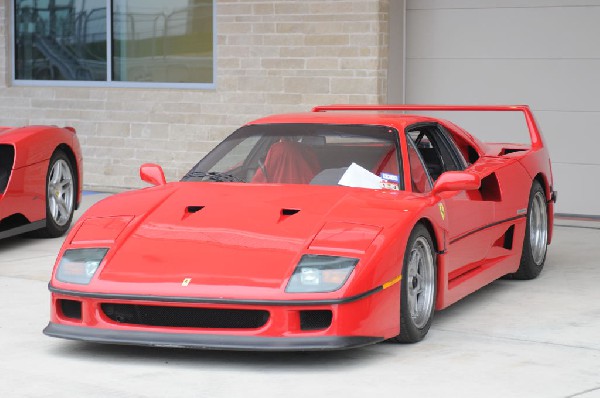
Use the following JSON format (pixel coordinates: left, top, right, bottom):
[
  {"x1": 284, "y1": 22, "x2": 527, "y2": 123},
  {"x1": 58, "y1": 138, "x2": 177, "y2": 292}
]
[{"x1": 311, "y1": 104, "x2": 544, "y2": 150}]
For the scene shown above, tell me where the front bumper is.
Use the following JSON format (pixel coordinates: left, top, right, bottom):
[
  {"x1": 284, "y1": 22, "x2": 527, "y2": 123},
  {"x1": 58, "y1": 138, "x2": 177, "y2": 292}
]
[
  {"x1": 45, "y1": 283, "x2": 399, "y2": 351},
  {"x1": 43, "y1": 323, "x2": 383, "y2": 351}
]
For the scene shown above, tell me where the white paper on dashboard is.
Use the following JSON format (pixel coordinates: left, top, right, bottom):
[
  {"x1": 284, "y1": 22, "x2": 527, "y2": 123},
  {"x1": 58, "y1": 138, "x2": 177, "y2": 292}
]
[{"x1": 338, "y1": 162, "x2": 382, "y2": 189}]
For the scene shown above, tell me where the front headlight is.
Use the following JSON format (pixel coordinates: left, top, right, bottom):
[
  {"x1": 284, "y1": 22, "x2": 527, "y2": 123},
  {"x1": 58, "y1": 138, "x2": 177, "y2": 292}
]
[
  {"x1": 56, "y1": 248, "x2": 108, "y2": 285},
  {"x1": 286, "y1": 255, "x2": 359, "y2": 293}
]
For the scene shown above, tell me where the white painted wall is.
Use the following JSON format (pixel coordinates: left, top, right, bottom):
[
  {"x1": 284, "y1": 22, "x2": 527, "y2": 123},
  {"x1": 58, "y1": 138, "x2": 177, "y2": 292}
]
[{"x1": 405, "y1": 0, "x2": 600, "y2": 215}]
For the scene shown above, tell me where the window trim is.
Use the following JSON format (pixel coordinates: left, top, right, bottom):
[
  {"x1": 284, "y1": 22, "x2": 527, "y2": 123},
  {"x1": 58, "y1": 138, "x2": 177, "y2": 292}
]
[
  {"x1": 405, "y1": 134, "x2": 434, "y2": 192},
  {"x1": 10, "y1": 0, "x2": 217, "y2": 89}
]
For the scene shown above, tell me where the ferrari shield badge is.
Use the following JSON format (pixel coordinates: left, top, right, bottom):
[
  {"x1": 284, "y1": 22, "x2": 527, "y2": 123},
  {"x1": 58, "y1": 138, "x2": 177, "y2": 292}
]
[
  {"x1": 438, "y1": 203, "x2": 446, "y2": 220},
  {"x1": 182, "y1": 278, "x2": 192, "y2": 286}
]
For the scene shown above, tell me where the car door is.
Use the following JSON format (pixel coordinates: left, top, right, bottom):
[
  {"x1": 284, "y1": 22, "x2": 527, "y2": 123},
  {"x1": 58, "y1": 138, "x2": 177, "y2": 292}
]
[{"x1": 406, "y1": 123, "x2": 496, "y2": 277}]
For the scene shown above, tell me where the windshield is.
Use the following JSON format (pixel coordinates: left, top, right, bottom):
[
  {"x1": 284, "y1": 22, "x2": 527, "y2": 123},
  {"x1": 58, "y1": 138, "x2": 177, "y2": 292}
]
[{"x1": 183, "y1": 123, "x2": 402, "y2": 190}]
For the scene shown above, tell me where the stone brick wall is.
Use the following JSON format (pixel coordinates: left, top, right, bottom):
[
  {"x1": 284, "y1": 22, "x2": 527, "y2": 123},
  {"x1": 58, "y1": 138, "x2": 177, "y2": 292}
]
[{"x1": 0, "y1": 0, "x2": 389, "y2": 191}]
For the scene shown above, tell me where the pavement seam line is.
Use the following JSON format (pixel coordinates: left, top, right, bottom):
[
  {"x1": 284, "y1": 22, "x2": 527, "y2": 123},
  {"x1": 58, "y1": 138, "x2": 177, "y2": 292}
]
[
  {"x1": 433, "y1": 328, "x2": 600, "y2": 352},
  {"x1": 564, "y1": 385, "x2": 600, "y2": 398},
  {"x1": 555, "y1": 224, "x2": 600, "y2": 231}
]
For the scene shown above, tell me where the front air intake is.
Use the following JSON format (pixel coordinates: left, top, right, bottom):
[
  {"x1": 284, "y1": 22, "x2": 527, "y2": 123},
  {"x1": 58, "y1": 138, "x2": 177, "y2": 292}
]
[
  {"x1": 59, "y1": 299, "x2": 82, "y2": 320},
  {"x1": 101, "y1": 304, "x2": 269, "y2": 329},
  {"x1": 299, "y1": 310, "x2": 333, "y2": 330}
]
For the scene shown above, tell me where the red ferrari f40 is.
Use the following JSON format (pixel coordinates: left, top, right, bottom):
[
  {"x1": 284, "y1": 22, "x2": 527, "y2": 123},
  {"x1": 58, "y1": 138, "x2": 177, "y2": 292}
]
[
  {"x1": 1, "y1": 125, "x2": 82, "y2": 239},
  {"x1": 44, "y1": 105, "x2": 555, "y2": 350}
]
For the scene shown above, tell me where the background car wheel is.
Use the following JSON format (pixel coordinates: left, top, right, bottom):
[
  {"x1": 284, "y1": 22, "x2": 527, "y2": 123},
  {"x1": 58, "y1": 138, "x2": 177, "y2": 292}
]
[
  {"x1": 36, "y1": 150, "x2": 76, "y2": 238},
  {"x1": 506, "y1": 180, "x2": 548, "y2": 280},
  {"x1": 392, "y1": 223, "x2": 437, "y2": 344}
]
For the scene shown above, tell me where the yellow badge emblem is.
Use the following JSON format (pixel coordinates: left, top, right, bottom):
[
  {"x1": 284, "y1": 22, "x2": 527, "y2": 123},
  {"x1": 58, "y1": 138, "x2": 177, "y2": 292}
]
[
  {"x1": 182, "y1": 278, "x2": 192, "y2": 286},
  {"x1": 438, "y1": 203, "x2": 446, "y2": 220}
]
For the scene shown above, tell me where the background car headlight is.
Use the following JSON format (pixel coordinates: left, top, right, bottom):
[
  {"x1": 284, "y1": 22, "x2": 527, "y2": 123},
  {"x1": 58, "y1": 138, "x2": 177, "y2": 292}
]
[
  {"x1": 56, "y1": 248, "x2": 108, "y2": 285},
  {"x1": 286, "y1": 255, "x2": 359, "y2": 293}
]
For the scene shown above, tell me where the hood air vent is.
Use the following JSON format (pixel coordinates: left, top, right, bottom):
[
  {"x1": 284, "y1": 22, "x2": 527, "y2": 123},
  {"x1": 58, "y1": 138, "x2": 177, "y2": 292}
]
[
  {"x1": 182, "y1": 205, "x2": 204, "y2": 220},
  {"x1": 186, "y1": 206, "x2": 204, "y2": 214},
  {"x1": 279, "y1": 208, "x2": 300, "y2": 223},
  {"x1": 281, "y1": 208, "x2": 300, "y2": 216}
]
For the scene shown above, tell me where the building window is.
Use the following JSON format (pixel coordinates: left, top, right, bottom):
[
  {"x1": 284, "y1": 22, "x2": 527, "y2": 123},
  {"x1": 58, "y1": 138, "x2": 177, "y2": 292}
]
[{"x1": 13, "y1": 0, "x2": 215, "y2": 87}]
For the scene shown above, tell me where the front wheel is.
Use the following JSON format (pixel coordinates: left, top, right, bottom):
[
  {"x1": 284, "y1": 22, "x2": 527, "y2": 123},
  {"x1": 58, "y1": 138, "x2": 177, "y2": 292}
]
[
  {"x1": 392, "y1": 223, "x2": 437, "y2": 343},
  {"x1": 37, "y1": 150, "x2": 76, "y2": 238}
]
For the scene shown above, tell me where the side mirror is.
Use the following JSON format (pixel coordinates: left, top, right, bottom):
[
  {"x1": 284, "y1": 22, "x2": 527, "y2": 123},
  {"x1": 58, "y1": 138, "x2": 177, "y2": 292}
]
[
  {"x1": 432, "y1": 171, "x2": 480, "y2": 195},
  {"x1": 140, "y1": 163, "x2": 166, "y2": 186}
]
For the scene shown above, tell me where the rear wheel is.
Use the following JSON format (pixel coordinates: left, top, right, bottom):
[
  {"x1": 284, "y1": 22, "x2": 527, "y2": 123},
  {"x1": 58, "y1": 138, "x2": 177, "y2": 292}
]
[
  {"x1": 37, "y1": 150, "x2": 76, "y2": 238},
  {"x1": 507, "y1": 180, "x2": 548, "y2": 280},
  {"x1": 392, "y1": 224, "x2": 437, "y2": 343}
]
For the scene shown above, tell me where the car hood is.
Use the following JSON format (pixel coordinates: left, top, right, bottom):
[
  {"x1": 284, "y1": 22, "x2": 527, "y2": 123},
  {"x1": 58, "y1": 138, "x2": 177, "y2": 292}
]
[{"x1": 69, "y1": 183, "x2": 423, "y2": 299}]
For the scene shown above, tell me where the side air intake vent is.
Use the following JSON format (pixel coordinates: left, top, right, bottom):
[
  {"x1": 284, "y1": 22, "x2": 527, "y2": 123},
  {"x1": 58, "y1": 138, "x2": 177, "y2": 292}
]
[
  {"x1": 502, "y1": 225, "x2": 515, "y2": 250},
  {"x1": 0, "y1": 145, "x2": 14, "y2": 193},
  {"x1": 479, "y1": 173, "x2": 502, "y2": 202},
  {"x1": 500, "y1": 147, "x2": 527, "y2": 156},
  {"x1": 492, "y1": 225, "x2": 515, "y2": 250}
]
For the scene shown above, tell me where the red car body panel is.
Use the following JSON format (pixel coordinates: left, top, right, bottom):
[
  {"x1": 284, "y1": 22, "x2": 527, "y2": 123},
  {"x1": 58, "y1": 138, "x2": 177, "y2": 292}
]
[
  {"x1": 0, "y1": 125, "x2": 83, "y2": 238},
  {"x1": 44, "y1": 105, "x2": 555, "y2": 350}
]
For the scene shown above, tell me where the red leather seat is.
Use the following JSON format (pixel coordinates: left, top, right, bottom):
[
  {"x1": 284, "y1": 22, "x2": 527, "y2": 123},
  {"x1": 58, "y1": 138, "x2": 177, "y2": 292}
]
[{"x1": 252, "y1": 141, "x2": 320, "y2": 184}]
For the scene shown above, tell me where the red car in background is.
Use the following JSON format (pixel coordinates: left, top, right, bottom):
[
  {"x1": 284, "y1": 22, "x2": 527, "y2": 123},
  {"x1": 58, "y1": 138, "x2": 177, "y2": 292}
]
[
  {"x1": 44, "y1": 105, "x2": 555, "y2": 350},
  {"x1": 0, "y1": 125, "x2": 82, "y2": 239}
]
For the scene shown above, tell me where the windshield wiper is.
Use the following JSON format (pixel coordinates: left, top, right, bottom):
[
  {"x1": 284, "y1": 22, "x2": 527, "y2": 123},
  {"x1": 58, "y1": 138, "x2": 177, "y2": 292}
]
[{"x1": 182, "y1": 171, "x2": 246, "y2": 183}]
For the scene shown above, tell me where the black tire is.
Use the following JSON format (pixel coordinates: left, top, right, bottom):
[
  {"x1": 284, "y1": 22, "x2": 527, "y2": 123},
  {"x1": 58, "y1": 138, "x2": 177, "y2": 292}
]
[
  {"x1": 35, "y1": 150, "x2": 76, "y2": 238},
  {"x1": 391, "y1": 223, "x2": 437, "y2": 343},
  {"x1": 506, "y1": 180, "x2": 548, "y2": 280}
]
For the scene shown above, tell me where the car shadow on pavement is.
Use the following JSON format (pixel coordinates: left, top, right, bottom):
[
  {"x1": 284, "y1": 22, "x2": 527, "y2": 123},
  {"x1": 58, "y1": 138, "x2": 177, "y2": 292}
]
[
  {"x1": 47, "y1": 340, "x2": 392, "y2": 370},
  {"x1": 0, "y1": 235, "x2": 34, "y2": 249}
]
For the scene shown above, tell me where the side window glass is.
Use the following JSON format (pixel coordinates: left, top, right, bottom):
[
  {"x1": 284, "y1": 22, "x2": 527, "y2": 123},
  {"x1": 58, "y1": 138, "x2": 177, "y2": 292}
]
[
  {"x1": 440, "y1": 126, "x2": 470, "y2": 167},
  {"x1": 406, "y1": 138, "x2": 432, "y2": 193},
  {"x1": 408, "y1": 130, "x2": 445, "y2": 181},
  {"x1": 435, "y1": 126, "x2": 466, "y2": 172},
  {"x1": 407, "y1": 126, "x2": 465, "y2": 180}
]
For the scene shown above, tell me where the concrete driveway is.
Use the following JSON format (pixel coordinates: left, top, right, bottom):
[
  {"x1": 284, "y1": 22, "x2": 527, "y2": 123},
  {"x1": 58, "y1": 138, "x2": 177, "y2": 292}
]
[{"x1": 1, "y1": 193, "x2": 599, "y2": 398}]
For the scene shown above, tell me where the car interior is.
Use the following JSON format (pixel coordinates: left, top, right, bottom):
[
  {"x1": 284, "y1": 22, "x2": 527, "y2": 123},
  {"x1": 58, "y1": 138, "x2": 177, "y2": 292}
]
[
  {"x1": 406, "y1": 124, "x2": 466, "y2": 182},
  {"x1": 249, "y1": 137, "x2": 398, "y2": 185},
  {"x1": 193, "y1": 124, "x2": 402, "y2": 187}
]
